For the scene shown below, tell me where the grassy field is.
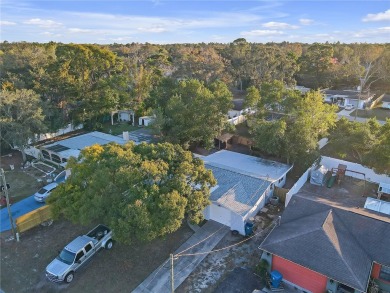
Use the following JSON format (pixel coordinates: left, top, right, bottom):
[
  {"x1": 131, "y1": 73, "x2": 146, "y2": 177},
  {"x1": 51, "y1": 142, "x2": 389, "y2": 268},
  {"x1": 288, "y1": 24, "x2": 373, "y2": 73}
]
[
  {"x1": 100, "y1": 122, "x2": 139, "y2": 135},
  {"x1": 350, "y1": 108, "x2": 390, "y2": 121},
  {"x1": 3, "y1": 171, "x2": 41, "y2": 202}
]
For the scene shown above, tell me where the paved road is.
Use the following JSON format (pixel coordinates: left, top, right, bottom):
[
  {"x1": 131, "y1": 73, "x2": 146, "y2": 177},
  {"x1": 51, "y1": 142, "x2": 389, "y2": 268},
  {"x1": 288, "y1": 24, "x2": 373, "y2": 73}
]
[
  {"x1": 132, "y1": 220, "x2": 229, "y2": 293},
  {"x1": 0, "y1": 195, "x2": 44, "y2": 232}
]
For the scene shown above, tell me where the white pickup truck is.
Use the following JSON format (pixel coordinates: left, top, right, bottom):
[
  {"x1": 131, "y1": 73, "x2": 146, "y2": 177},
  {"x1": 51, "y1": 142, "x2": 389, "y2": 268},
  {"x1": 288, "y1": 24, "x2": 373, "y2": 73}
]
[{"x1": 46, "y1": 224, "x2": 113, "y2": 283}]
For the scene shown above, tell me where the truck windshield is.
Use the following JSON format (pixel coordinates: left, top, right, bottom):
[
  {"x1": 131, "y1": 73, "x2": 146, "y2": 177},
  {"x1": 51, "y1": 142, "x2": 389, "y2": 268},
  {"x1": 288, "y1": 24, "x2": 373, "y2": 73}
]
[{"x1": 57, "y1": 249, "x2": 75, "y2": 265}]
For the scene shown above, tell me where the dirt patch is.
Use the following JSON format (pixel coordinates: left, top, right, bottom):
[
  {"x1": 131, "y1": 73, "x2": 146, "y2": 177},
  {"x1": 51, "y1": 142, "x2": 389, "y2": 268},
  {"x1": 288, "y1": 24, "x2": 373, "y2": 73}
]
[
  {"x1": 177, "y1": 204, "x2": 283, "y2": 293},
  {"x1": 0, "y1": 219, "x2": 193, "y2": 293},
  {"x1": 1, "y1": 171, "x2": 41, "y2": 202},
  {"x1": 0, "y1": 150, "x2": 24, "y2": 171}
]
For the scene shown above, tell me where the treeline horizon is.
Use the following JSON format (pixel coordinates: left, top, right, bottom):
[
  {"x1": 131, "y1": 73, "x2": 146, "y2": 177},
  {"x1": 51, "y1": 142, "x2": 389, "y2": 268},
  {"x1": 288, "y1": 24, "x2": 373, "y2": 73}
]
[{"x1": 1, "y1": 38, "x2": 389, "y2": 125}]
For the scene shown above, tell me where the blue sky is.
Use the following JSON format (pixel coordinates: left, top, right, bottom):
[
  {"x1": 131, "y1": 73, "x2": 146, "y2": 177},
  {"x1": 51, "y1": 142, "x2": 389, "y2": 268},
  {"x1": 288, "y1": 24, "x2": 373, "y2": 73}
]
[{"x1": 1, "y1": 0, "x2": 389, "y2": 44}]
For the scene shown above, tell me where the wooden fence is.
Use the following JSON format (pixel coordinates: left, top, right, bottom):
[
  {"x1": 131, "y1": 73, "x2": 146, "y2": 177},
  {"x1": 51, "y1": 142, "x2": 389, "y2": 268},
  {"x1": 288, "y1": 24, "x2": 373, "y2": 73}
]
[{"x1": 16, "y1": 205, "x2": 52, "y2": 233}]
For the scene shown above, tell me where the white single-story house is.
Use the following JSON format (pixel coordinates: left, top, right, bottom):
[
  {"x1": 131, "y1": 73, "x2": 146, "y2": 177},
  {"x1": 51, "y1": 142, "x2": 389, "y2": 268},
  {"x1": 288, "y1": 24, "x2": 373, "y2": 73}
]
[
  {"x1": 138, "y1": 116, "x2": 155, "y2": 126},
  {"x1": 39, "y1": 131, "x2": 127, "y2": 166},
  {"x1": 322, "y1": 89, "x2": 375, "y2": 109},
  {"x1": 201, "y1": 150, "x2": 292, "y2": 235}
]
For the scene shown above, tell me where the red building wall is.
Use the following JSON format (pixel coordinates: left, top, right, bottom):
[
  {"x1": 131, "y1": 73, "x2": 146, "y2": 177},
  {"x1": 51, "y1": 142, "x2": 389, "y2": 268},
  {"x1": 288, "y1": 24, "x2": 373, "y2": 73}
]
[
  {"x1": 272, "y1": 255, "x2": 328, "y2": 293},
  {"x1": 372, "y1": 263, "x2": 381, "y2": 279},
  {"x1": 372, "y1": 263, "x2": 390, "y2": 286}
]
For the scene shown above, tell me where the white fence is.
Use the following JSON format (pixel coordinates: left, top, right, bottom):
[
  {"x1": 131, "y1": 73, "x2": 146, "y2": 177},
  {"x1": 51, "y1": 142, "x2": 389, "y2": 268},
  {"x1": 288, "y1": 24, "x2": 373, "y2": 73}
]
[
  {"x1": 285, "y1": 167, "x2": 311, "y2": 206},
  {"x1": 227, "y1": 115, "x2": 246, "y2": 125},
  {"x1": 34, "y1": 123, "x2": 83, "y2": 143},
  {"x1": 320, "y1": 156, "x2": 390, "y2": 184},
  {"x1": 285, "y1": 156, "x2": 390, "y2": 206}
]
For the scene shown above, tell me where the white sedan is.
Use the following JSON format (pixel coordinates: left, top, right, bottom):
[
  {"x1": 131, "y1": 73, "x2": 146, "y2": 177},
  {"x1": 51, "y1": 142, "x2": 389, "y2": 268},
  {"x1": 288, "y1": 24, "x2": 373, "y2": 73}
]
[
  {"x1": 344, "y1": 104, "x2": 354, "y2": 110},
  {"x1": 34, "y1": 182, "x2": 58, "y2": 202}
]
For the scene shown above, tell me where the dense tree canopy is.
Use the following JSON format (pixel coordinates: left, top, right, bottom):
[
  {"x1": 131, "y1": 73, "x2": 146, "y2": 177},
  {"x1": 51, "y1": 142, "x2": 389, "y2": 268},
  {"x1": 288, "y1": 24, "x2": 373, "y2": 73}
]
[
  {"x1": 48, "y1": 142, "x2": 216, "y2": 244},
  {"x1": 0, "y1": 89, "x2": 46, "y2": 161},
  {"x1": 327, "y1": 118, "x2": 390, "y2": 174},
  {"x1": 1, "y1": 41, "x2": 389, "y2": 174},
  {"x1": 153, "y1": 79, "x2": 233, "y2": 149},
  {"x1": 250, "y1": 88, "x2": 337, "y2": 167}
]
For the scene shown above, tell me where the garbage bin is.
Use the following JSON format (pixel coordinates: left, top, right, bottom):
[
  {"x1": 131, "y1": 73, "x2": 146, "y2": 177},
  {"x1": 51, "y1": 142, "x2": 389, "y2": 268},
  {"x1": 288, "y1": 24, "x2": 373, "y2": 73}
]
[
  {"x1": 270, "y1": 270, "x2": 283, "y2": 288},
  {"x1": 270, "y1": 195, "x2": 279, "y2": 205},
  {"x1": 244, "y1": 222, "x2": 254, "y2": 236}
]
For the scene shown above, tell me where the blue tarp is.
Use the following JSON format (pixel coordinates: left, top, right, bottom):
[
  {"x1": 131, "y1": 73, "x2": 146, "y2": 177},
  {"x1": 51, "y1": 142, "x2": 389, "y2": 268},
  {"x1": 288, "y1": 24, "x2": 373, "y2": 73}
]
[
  {"x1": 0, "y1": 178, "x2": 65, "y2": 233},
  {"x1": 1, "y1": 195, "x2": 44, "y2": 232}
]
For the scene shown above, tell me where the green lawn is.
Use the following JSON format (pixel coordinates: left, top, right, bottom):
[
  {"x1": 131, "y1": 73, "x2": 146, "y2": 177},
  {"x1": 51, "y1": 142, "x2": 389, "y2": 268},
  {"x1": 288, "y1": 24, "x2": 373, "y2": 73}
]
[
  {"x1": 350, "y1": 108, "x2": 390, "y2": 121},
  {"x1": 4, "y1": 171, "x2": 41, "y2": 202},
  {"x1": 101, "y1": 122, "x2": 139, "y2": 135}
]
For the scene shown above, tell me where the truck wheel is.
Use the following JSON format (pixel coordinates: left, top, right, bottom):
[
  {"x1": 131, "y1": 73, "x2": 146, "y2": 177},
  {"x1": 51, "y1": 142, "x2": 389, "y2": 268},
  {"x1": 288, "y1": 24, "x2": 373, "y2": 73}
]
[
  {"x1": 105, "y1": 240, "x2": 113, "y2": 250},
  {"x1": 65, "y1": 272, "x2": 74, "y2": 283}
]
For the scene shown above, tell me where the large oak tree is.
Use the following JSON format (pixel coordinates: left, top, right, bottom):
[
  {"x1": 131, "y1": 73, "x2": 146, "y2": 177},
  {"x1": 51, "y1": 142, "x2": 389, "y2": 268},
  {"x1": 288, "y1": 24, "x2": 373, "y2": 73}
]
[
  {"x1": 0, "y1": 89, "x2": 46, "y2": 161},
  {"x1": 48, "y1": 142, "x2": 216, "y2": 244}
]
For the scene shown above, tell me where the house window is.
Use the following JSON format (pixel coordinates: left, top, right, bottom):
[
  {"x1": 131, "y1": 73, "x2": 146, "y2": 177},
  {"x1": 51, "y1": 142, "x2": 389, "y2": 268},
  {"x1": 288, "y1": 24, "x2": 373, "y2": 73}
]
[{"x1": 379, "y1": 265, "x2": 390, "y2": 281}]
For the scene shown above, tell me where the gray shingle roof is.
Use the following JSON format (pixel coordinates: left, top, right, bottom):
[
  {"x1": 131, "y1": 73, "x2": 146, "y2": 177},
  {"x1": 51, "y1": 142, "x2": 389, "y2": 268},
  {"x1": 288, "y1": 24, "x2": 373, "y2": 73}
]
[
  {"x1": 206, "y1": 163, "x2": 271, "y2": 216},
  {"x1": 259, "y1": 195, "x2": 390, "y2": 292}
]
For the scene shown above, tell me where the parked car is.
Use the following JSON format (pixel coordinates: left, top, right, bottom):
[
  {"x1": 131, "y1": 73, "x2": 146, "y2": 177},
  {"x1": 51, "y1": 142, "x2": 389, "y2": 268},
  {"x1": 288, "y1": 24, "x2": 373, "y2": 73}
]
[
  {"x1": 344, "y1": 104, "x2": 354, "y2": 110},
  {"x1": 46, "y1": 224, "x2": 113, "y2": 283},
  {"x1": 33, "y1": 182, "x2": 58, "y2": 202}
]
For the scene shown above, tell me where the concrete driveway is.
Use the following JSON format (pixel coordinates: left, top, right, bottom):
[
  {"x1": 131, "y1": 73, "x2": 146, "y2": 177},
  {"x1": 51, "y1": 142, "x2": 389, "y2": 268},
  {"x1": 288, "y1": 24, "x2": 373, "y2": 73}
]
[{"x1": 132, "y1": 220, "x2": 229, "y2": 293}]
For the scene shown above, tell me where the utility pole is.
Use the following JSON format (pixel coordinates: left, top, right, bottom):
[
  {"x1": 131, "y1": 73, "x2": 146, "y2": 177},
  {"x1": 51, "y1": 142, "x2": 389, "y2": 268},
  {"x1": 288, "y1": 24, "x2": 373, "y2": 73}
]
[
  {"x1": 355, "y1": 78, "x2": 364, "y2": 121},
  {"x1": 0, "y1": 168, "x2": 17, "y2": 240},
  {"x1": 170, "y1": 253, "x2": 175, "y2": 293}
]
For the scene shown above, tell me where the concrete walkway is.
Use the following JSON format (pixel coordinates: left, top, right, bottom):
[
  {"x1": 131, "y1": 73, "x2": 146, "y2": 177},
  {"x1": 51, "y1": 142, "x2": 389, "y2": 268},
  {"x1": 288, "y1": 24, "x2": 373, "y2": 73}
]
[{"x1": 132, "y1": 220, "x2": 229, "y2": 293}]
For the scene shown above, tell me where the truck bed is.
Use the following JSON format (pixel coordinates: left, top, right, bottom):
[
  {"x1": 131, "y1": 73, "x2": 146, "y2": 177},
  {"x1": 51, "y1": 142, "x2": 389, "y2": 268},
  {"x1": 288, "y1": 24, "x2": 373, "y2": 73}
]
[{"x1": 86, "y1": 224, "x2": 111, "y2": 241}]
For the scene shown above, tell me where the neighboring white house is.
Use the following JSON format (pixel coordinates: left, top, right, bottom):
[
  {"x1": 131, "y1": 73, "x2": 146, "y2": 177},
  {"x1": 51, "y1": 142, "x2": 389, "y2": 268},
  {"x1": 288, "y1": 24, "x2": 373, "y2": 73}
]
[
  {"x1": 36, "y1": 131, "x2": 127, "y2": 166},
  {"x1": 322, "y1": 89, "x2": 375, "y2": 109},
  {"x1": 138, "y1": 116, "x2": 155, "y2": 126},
  {"x1": 201, "y1": 150, "x2": 292, "y2": 235}
]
